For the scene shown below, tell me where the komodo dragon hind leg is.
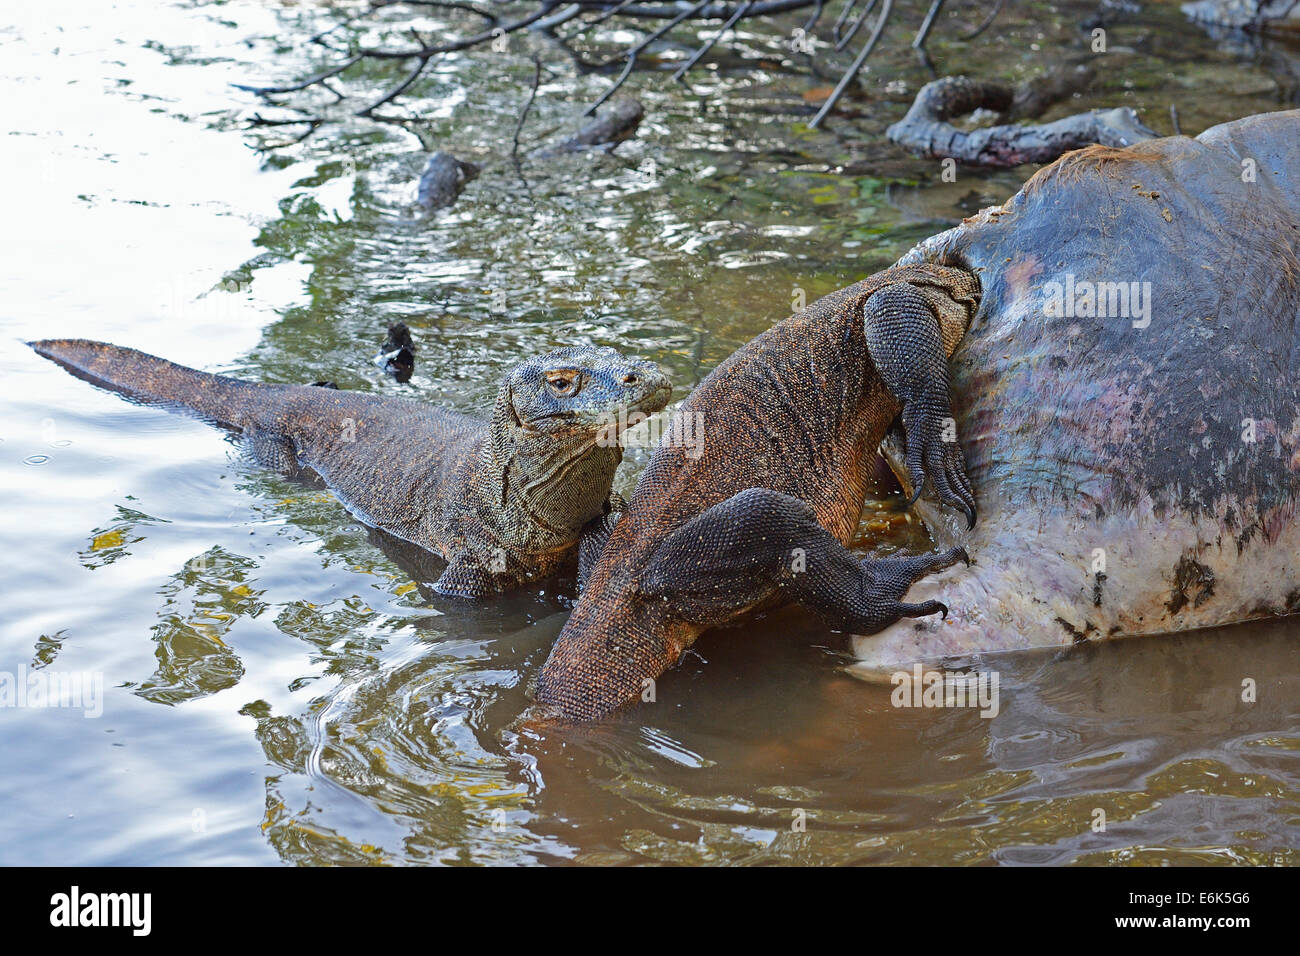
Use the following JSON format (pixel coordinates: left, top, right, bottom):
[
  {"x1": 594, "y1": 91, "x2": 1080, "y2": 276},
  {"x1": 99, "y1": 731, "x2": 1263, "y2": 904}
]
[
  {"x1": 636, "y1": 487, "x2": 967, "y2": 633},
  {"x1": 863, "y1": 282, "x2": 977, "y2": 529}
]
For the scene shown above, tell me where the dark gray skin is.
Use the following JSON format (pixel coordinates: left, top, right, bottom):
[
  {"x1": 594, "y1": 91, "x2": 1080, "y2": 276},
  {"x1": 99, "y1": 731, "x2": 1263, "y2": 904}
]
[
  {"x1": 30, "y1": 339, "x2": 671, "y2": 598},
  {"x1": 416, "y1": 151, "x2": 480, "y2": 210},
  {"x1": 852, "y1": 108, "x2": 1300, "y2": 675}
]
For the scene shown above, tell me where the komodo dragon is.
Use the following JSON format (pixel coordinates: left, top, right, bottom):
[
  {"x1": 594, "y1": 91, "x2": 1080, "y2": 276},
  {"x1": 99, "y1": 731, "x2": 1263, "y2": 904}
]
[
  {"x1": 30, "y1": 339, "x2": 671, "y2": 597},
  {"x1": 534, "y1": 263, "x2": 982, "y2": 721},
  {"x1": 540, "y1": 110, "x2": 1300, "y2": 721}
]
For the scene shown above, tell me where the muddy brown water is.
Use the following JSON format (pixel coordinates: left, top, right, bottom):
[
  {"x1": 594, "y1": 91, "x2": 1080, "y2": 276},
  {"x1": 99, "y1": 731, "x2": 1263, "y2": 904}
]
[{"x1": 1, "y1": 0, "x2": 1295, "y2": 864}]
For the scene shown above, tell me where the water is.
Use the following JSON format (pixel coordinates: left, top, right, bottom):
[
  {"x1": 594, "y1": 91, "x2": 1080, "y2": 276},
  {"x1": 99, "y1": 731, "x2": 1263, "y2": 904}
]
[{"x1": 1, "y1": 0, "x2": 1296, "y2": 865}]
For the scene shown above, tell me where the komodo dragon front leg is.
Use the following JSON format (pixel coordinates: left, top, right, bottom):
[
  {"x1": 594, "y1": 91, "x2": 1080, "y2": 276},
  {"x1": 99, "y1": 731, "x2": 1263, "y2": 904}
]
[
  {"x1": 863, "y1": 281, "x2": 977, "y2": 528},
  {"x1": 636, "y1": 488, "x2": 967, "y2": 632},
  {"x1": 626, "y1": 277, "x2": 977, "y2": 636},
  {"x1": 577, "y1": 492, "x2": 626, "y2": 592}
]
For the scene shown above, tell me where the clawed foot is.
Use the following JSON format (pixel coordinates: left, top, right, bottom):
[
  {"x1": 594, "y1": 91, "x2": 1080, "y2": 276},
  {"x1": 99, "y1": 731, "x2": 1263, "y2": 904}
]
[
  {"x1": 842, "y1": 545, "x2": 969, "y2": 634},
  {"x1": 901, "y1": 399, "x2": 977, "y2": 529},
  {"x1": 860, "y1": 280, "x2": 979, "y2": 530}
]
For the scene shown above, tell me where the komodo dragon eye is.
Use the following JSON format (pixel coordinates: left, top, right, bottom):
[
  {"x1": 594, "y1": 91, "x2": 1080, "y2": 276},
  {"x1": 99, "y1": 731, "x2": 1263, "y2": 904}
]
[{"x1": 545, "y1": 370, "x2": 581, "y2": 396}]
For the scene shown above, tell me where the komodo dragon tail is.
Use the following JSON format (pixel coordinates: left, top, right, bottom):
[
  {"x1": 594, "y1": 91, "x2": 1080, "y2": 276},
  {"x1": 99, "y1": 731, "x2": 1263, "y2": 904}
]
[{"x1": 29, "y1": 339, "x2": 265, "y2": 430}]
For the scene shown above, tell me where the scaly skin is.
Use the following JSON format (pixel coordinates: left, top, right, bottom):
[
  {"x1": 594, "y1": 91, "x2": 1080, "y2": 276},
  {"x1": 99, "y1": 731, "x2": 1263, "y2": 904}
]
[
  {"x1": 30, "y1": 339, "x2": 671, "y2": 597},
  {"x1": 533, "y1": 263, "x2": 981, "y2": 721}
]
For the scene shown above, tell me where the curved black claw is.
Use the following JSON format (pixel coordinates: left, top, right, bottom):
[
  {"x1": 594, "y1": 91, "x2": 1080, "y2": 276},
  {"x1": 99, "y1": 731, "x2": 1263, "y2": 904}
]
[
  {"x1": 844, "y1": 545, "x2": 971, "y2": 634},
  {"x1": 898, "y1": 600, "x2": 948, "y2": 620},
  {"x1": 894, "y1": 600, "x2": 946, "y2": 624},
  {"x1": 901, "y1": 400, "x2": 978, "y2": 530},
  {"x1": 889, "y1": 545, "x2": 968, "y2": 578}
]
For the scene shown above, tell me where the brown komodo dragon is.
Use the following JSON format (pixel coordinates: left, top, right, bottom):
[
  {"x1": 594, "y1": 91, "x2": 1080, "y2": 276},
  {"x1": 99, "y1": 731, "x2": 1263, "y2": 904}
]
[
  {"x1": 533, "y1": 263, "x2": 982, "y2": 721},
  {"x1": 31, "y1": 339, "x2": 671, "y2": 597}
]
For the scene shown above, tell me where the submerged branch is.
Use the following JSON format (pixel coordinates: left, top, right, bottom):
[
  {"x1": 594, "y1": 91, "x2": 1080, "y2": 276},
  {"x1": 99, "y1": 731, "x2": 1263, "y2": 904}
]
[{"x1": 886, "y1": 72, "x2": 1159, "y2": 167}]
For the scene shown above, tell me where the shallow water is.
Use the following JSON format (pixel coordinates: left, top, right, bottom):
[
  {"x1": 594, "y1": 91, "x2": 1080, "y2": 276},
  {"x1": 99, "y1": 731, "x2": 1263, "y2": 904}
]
[{"x1": 1, "y1": 0, "x2": 1296, "y2": 864}]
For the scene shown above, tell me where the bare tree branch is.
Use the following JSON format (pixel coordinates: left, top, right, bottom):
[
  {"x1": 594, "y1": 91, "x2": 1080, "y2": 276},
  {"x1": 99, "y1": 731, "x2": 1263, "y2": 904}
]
[
  {"x1": 912, "y1": 0, "x2": 943, "y2": 49},
  {"x1": 671, "y1": 0, "x2": 754, "y2": 81},
  {"x1": 835, "y1": 0, "x2": 879, "y2": 50},
  {"x1": 233, "y1": 54, "x2": 365, "y2": 96},
  {"x1": 812, "y1": 0, "x2": 892, "y2": 127},
  {"x1": 586, "y1": 0, "x2": 712, "y2": 113},
  {"x1": 961, "y1": 0, "x2": 1004, "y2": 39},
  {"x1": 234, "y1": 0, "x2": 994, "y2": 135},
  {"x1": 357, "y1": 54, "x2": 433, "y2": 116}
]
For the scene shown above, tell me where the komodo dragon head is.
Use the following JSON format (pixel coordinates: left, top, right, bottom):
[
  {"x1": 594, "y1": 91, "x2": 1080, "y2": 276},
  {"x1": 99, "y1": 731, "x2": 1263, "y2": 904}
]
[
  {"x1": 448, "y1": 344, "x2": 674, "y2": 591},
  {"x1": 496, "y1": 346, "x2": 672, "y2": 440}
]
